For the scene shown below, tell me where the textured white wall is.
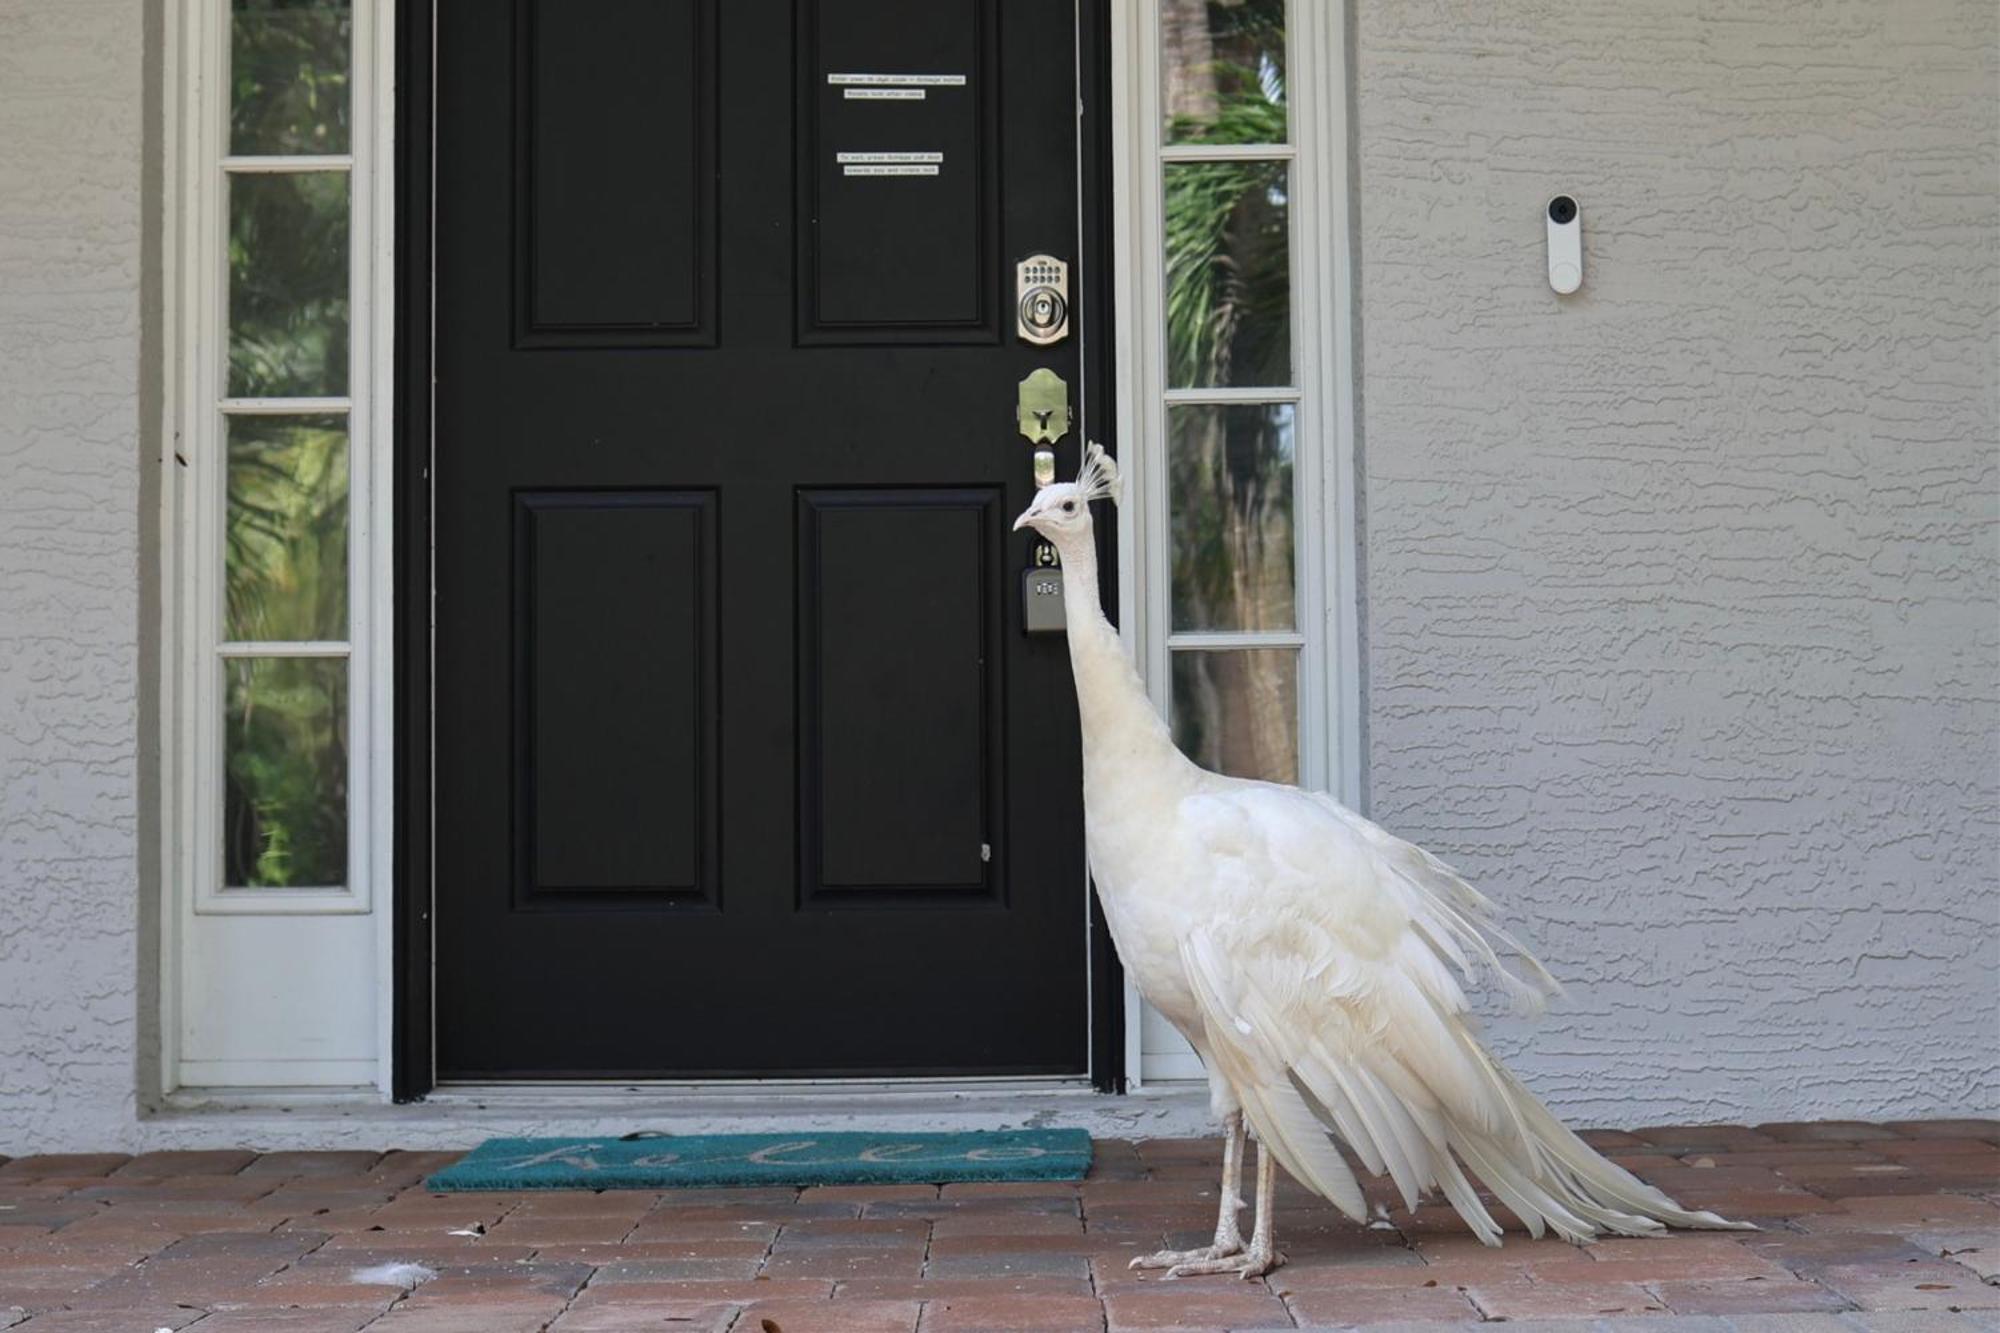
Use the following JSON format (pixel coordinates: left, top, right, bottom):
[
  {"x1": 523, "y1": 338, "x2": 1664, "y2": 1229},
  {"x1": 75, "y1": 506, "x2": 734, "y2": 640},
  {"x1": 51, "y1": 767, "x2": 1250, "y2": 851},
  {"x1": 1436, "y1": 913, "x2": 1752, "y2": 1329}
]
[
  {"x1": 0, "y1": 0, "x2": 147, "y2": 1148},
  {"x1": 1354, "y1": 0, "x2": 1999, "y2": 1122}
]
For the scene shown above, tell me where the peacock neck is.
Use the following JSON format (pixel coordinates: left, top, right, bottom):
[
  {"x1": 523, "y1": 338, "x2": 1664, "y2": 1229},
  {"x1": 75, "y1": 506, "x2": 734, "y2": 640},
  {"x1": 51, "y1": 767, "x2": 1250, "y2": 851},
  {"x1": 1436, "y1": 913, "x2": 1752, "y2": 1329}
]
[{"x1": 1048, "y1": 524, "x2": 1200, "y2": 805}]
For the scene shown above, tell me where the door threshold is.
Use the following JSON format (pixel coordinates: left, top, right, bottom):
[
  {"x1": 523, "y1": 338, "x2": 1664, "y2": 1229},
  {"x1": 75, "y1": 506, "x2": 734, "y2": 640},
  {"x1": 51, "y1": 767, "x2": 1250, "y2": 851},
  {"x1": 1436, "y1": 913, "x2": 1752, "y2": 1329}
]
[
  {"x1": 433, "y1": 1075, "x2": 1094, "y2": 1095},
  {"x1": 141, "y1": 1081, "x2": 1212, "y2": 1151},
  {"x1": 422, "y1": 1076, "x2": 1103, "y2": 1117},
  {"x1": 417, "y1": 1078, "x2": 1201, "y2": 1141}
]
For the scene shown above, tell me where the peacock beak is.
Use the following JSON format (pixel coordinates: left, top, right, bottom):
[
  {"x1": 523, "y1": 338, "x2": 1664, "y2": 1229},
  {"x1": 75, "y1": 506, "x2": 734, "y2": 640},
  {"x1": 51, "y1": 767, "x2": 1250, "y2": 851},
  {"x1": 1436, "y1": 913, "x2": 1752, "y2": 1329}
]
[{"x1": 1011, "y1": 508, "x2": 1037, "y2": 532}]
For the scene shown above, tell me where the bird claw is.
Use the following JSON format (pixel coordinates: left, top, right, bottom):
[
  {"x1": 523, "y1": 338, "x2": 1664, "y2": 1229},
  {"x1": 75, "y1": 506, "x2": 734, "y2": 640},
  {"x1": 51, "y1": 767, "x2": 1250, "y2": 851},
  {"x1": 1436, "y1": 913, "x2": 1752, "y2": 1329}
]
[
  {"x1": 1163, "y1": 1247, "x2": 1284, "y2": 1281},
  {"x1": 1129, "y1": 1239, "x2": 1243, "y2": 1272}
]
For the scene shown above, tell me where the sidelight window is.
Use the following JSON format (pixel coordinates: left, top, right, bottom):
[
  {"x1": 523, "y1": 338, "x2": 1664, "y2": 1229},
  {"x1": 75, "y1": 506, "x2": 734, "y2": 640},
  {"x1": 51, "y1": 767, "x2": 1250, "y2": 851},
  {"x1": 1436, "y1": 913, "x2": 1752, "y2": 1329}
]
[
  {"x1": 1158, "y1": 0, "x2": 1301, "y2": 786},
  {"x1": 165, "y1": 0, "x2": 389, "y2": 1089},
  {"x1": 1118, "y1": 0, "x2": 1359, "y2": 1083},
  {"x1": 202, "y1": 0, "x2": 365, "y2": 906}
]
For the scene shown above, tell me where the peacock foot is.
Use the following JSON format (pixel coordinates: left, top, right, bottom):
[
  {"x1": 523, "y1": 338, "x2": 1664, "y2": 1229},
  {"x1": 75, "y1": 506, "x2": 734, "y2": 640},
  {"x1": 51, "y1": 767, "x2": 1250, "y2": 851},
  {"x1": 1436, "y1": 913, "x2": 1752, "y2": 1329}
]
[
  {"x1": 1128, "y1": 1237, "x2": 1243, "y2": 1272},
  {"x1": 1161, "y1": 1244, "x2": 1285, "y2": 1280}
]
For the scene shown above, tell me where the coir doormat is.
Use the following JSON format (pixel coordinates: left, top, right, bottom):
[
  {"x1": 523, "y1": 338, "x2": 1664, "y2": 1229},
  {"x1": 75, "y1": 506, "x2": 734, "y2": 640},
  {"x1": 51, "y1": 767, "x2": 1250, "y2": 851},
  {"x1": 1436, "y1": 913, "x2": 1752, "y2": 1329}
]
[{"x1": 424, "y1": 1129, "x2": 1093, "y2": 1191}]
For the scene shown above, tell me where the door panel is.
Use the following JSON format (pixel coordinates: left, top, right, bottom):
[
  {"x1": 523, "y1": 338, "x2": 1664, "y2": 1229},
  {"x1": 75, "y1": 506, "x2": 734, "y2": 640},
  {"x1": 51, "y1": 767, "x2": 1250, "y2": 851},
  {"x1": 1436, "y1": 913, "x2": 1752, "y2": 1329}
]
[
  {"x1": 517, "y1": 0, "x2": 716, "y2": 344},
  {"x1": 799, "y1": 488, "x2": 1000, "y2": 899},
  {"x1": 433, "y1": 0, "x2": 1089, "y2": 1077},
  {"x1": 800, "y1": 0, "x2": 997, "y2": 337},
  {"x1": 514, "y1": 490, "x2": 717, "y2": 904}
]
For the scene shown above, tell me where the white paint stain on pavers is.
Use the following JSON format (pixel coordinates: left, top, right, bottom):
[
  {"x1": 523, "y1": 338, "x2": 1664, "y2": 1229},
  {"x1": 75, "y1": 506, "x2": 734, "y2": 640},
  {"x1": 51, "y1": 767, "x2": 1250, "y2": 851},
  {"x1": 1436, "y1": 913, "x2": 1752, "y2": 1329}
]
[{"x1": 350, "y1": 1261, "x2": 438, "y2": 1289}]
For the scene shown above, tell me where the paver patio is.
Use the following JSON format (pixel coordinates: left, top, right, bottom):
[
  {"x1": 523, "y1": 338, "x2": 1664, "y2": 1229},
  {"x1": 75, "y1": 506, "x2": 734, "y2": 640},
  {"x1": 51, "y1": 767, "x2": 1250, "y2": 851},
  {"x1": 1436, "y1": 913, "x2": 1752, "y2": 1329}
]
[{"x1": 0, "y1": 1121, "x2": 1994, "y2": 1331}]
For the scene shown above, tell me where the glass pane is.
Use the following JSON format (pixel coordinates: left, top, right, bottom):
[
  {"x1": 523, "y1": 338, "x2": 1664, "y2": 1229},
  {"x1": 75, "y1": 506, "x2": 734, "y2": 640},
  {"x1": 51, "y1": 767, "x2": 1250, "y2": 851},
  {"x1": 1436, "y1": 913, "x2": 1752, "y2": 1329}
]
[
  {"x1": 232, "y1": 0, "x2": 353, "y2": 155},
  {"x1": 226, "y1": 414, "x2": 349, "y2": 642},
  {"x1": 224, "y1": 656, "x2": 348, "y2": 888},
  {"x1": 1164, "y1": 159, "x2": 1291, "y2": 387},
  {"x1": 1171, "y1": 649, "x2": 1298, "y2": 783},
  {"x1": 1162, "y1": 0, "x2": 1287, "y2": 145},
  {"x1": 228, "y1": 171, "x2": 350, "y2": 398},
  {"x1": 1170, "y1": 403, "x2": 1295, "y2": 631}
]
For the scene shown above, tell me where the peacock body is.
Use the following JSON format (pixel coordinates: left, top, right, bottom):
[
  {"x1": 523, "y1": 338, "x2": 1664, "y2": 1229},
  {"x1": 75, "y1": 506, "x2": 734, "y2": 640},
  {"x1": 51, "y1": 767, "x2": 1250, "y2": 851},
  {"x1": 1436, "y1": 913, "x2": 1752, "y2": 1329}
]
[{"x1": 1013, "y1": 443, "x2": 1748, "y2": 1279}]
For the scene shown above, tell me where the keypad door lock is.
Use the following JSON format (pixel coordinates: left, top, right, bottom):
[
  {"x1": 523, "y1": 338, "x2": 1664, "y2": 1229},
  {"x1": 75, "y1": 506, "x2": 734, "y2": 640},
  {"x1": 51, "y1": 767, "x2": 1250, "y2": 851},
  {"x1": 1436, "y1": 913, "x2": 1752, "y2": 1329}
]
[{"x1": 1015, "y1": 254, "x2": 1070, "y2": 345}]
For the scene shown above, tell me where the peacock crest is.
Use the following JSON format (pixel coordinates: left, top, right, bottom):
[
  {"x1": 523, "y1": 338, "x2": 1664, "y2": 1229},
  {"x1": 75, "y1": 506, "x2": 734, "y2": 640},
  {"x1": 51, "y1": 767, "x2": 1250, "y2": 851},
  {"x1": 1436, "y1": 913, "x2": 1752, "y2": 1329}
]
[{"x1": 1074, "y1": 440, "x2": 1121, "y2": 507}]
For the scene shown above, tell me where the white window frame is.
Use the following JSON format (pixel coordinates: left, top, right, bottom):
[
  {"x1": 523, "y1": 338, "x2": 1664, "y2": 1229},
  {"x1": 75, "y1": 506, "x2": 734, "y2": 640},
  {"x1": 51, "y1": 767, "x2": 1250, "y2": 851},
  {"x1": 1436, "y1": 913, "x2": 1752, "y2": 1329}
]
[
  {"x1": 1108, "y1": 0, "x2": 1362, "y2": 1087},
  {"x1": 160, "y1": 0, "x2": 396, "y2": 1091}
]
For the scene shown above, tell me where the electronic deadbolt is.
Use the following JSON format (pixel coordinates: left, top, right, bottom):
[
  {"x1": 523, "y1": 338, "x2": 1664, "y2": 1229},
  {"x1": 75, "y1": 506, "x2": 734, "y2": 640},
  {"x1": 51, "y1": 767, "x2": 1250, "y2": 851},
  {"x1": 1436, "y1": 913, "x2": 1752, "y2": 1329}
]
[{"x1": 1016, "y1": 254, "x2": 1070, "y2": 345}]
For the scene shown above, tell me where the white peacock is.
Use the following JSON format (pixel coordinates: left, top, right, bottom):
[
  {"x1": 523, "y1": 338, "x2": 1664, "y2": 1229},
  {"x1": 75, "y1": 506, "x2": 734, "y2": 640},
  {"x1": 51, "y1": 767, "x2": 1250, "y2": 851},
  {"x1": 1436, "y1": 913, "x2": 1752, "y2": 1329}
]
[{"x1": 1013, "y1": 442, "x2": 1748, "y2": 1279}]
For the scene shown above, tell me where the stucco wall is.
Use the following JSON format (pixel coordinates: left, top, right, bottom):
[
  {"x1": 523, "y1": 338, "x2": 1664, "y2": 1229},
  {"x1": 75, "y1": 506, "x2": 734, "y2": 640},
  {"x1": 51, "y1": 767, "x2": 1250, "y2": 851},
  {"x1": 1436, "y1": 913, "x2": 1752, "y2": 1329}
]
[
  {"x1": 0, "y1": 0, "x2": 147, "y2": 1148},
  {"x1": 1355, "y1": 0, "x2": 1999, "y2": 1122}
]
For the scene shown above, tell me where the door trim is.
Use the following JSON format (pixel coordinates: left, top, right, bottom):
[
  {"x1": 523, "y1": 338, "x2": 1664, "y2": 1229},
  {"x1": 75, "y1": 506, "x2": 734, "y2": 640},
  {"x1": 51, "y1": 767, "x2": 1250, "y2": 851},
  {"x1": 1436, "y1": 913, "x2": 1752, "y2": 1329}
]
[
  {"x1": 393, "y1": 0, "x2": 1124, "y2": 1100},
  {"x1": 392, "y1": 0, "x2": 435, "y2": 1102}
]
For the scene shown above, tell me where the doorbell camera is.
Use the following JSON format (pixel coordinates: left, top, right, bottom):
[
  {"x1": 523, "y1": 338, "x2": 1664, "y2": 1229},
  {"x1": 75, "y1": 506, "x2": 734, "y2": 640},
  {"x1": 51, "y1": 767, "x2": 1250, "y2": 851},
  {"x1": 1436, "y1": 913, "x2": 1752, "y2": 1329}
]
[{"x1": 1546, "y1": 194, "x2": 1582, "y2": 295}]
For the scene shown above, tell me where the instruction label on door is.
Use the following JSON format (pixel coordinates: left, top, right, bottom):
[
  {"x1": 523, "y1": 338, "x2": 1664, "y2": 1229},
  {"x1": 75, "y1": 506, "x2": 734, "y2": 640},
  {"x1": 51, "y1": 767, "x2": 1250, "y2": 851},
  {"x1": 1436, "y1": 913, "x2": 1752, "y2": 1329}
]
[
  {"x1": 838, "y1": 151, "x2": 943, "y2": 177},
  {"x1": 827, "y1": 72, "x2": 967, "y2": 86}
]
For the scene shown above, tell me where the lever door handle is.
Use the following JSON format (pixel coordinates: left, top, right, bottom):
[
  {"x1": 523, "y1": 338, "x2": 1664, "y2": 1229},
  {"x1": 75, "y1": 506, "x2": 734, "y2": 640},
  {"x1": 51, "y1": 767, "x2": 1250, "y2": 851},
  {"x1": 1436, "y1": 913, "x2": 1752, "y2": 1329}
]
[{"x1": 1017, "y1": 368, "x2": 1071, "y2": 489}]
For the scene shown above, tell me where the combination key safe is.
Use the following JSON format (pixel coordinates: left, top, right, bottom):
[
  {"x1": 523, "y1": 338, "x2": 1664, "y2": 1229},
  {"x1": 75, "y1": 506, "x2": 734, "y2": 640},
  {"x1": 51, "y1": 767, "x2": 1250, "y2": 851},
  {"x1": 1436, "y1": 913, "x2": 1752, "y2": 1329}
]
[{"x1": 1023, "y1": 539, "x2": 1066, "y2": 634}]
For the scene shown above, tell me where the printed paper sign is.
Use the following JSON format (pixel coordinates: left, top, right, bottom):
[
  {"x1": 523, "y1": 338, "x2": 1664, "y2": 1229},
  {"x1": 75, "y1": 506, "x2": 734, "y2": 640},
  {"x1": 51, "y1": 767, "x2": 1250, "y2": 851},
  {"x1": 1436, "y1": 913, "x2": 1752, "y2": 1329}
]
[
  {"x1": 836, "y1": 151, "x2": 944, "y2": 165},
  {"x1": 828, "y1": 72, "x2": 967, "y2": 87}
]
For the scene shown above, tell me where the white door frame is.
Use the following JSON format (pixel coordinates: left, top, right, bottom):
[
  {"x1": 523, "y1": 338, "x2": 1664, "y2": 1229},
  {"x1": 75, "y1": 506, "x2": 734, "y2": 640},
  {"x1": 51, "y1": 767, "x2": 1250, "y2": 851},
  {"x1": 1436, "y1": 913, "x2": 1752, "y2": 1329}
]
[
  {"x1": 157, "y1": 0, "x2": 1360, "y2": 1101},
  {"x1": 158, "y1": 0, "x2": 399, "y2": 1095}
]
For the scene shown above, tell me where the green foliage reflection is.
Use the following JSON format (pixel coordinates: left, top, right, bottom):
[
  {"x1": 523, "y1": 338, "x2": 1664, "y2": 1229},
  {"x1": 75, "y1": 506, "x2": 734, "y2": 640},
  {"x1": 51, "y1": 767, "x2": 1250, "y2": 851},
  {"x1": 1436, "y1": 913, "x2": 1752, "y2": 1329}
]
[
  {"x1": 227, "y1": 415, "x2": 349, "y2": 643},
  {"x1": 1170, "y1": 404, "x2": 1295, "y2": 633},
  {"x1": 225, "y1": 656, "x2": 348, "y2": 887},
  {"x1": 1161, "y1": 0, "x2": 1290, "y2": 388},
  {"x1": 232, "y1": 0, "x2": 352, "y2": 154},
  {"x1": 1165, "y1": 156, "x2": 1290, "y2": 390},
  {"x1": 1162, "y1": 0, "x2": 1287, "y2": 145},
  {"x1": 229, "y1": 171, "x2": 350, "y2": 398},
  {"x1": 221, "y1": 414, "x2": 348, "y2": 893}
]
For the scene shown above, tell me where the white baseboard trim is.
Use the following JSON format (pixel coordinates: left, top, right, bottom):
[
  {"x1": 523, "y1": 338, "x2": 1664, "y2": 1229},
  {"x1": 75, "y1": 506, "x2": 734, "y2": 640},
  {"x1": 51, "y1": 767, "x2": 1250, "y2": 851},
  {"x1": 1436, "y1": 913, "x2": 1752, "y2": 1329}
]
[
  {"x1": 176, "y1": 1059, "x2": 383, "y2": 1087},
  {"x1": 141, "y1": 1082, "x2": 1218, "y2": 1151}
]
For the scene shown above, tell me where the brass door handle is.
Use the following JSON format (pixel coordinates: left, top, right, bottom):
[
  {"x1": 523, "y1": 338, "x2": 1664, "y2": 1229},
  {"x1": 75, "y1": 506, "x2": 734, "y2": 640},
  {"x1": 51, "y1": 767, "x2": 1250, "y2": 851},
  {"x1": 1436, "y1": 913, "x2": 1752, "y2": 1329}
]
[{"x1": 1017, "y1": 367, "x2": 1070, "y2": 489}]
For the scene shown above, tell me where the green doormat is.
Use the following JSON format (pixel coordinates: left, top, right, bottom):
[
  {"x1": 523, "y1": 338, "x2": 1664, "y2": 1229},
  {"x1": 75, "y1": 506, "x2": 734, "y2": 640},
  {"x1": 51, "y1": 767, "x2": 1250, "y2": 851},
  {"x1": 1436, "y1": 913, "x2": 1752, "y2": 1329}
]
[{"x1": 424, "y1": 1130, "x2": 1093, "y2": 1191}]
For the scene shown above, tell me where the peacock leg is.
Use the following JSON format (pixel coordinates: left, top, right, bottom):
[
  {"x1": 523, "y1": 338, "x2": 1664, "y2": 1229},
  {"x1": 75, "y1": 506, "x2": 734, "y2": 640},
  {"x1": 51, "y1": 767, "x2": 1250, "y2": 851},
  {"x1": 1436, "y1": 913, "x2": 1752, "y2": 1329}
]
[
  {"x1": 1161, "y1": 1137, "x2": 1286, "y2": 1280},
  {"x1": 1128, "y1": 1110, "x2": 1247, "y2": 1270}
]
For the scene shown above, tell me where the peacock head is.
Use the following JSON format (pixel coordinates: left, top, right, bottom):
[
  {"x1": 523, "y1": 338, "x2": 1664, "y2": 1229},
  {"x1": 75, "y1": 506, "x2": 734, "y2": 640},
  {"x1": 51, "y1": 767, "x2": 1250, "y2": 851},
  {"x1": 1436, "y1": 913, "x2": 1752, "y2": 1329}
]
[{"x1": 1012, "y1": 440, "x2": 1120, "y2": 540}]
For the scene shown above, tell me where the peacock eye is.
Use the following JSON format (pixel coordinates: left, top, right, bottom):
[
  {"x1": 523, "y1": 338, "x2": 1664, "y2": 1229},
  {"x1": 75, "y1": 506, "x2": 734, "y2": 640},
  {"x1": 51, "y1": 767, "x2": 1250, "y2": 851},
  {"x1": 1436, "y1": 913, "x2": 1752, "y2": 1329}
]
[{"x1": 1062, "y1": 500, "x2": 1076, "y2": 513}]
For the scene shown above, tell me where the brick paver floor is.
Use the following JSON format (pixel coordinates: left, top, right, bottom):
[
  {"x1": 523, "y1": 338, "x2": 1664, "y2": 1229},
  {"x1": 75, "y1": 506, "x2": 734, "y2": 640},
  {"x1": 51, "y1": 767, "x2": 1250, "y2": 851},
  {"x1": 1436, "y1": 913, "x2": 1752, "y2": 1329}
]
[{"x1": 1, "y1": 1120, "x2": 1995, "y2": 1331}]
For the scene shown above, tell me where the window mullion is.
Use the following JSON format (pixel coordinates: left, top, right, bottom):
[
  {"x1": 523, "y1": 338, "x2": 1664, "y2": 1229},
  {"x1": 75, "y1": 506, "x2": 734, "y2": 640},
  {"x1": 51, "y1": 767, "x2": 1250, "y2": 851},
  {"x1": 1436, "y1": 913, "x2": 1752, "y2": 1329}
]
[
  {"x1": 1163, "y1": 385, "x2": 1300, "y2": 405},
  {"x1": 1168, "y1": 631, "x2": 1305, "y2": 651},
  {"x1": 221, "y1": 396, "x2": 353, "y2": 414},
  {"x1": 1159, "y1": 142, "x2": 1293, "y2": 163},
  {"x1": 222, "y1": 154, "x2": 355, "y2": 173},
  {"x1": 217, "y1": 641, "x2": 351, "y2": 657}
]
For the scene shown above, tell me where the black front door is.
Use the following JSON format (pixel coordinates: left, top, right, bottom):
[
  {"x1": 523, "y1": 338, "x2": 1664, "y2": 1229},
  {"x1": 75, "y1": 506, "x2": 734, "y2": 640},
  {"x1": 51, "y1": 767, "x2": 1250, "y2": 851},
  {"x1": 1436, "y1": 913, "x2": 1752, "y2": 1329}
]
[{"x1": 430, "y1": 0, "x2": 1093, "y2": 1078}]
